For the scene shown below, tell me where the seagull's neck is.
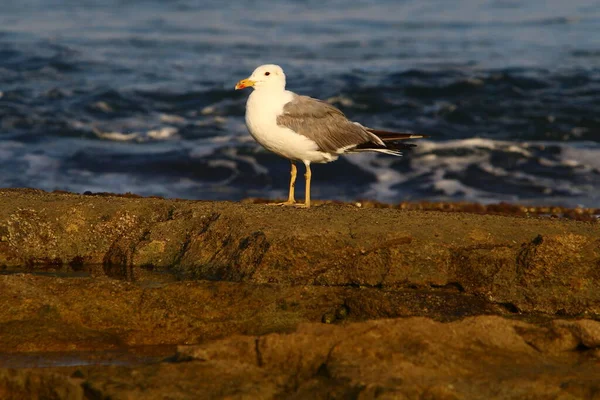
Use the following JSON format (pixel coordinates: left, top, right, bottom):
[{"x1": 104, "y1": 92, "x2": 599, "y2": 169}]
[
  {"x1": 253, "y1": 86, "x2": 287, "y2": 97},
  {"x1": 249, "y1": 87, "x2": 293, "y2": 110}
]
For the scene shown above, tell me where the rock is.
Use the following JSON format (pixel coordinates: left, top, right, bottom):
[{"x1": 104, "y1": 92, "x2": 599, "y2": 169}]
[
  {"x1": 0, "y1": 189, "x2": 599, "y2": 399},
  {"x1": 170, "y1": 316, "x2": 600, "y2": 399},
  {"x1": 0, "y1": 274, "x2": 503, "y2": 352},
  {"x1": 0, "y1": 189, "x2": 599, "y2": 315},
  {"x1": 25, "y1": 316, "x2": 600, "y2": 400},
  {"x1": 0, "y1": 369, "x2": 82, "y2": 400}
]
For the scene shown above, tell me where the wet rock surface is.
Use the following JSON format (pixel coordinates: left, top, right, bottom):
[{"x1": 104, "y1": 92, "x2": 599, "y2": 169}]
[{"x1": 0, "y1": 189, "x2": 599, "y2": 399}]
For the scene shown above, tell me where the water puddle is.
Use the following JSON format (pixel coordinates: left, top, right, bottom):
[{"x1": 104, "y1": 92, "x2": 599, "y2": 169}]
[
  {"x1": 0, "y1": 264, "x2": 180, "y2": 285},
  {"x1": 0, "y1": 345, "x2": 176, "y2": 368}
]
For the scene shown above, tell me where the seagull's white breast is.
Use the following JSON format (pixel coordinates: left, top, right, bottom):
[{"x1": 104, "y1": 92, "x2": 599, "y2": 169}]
[{"x1": 245, "y1": 90, "x2": 335, "y2": 163}]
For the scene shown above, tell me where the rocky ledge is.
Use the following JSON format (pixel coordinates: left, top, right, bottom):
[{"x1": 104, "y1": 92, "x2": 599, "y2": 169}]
[{"x1": 0, "y1": 188, "x2": 598, "y2": 399}]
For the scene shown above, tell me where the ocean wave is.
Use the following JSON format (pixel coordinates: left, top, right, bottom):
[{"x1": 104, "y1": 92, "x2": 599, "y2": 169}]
[
  {"x1": 392, "y1": 139, "x2": 600, "y2": 206},
  {"x1": 1, "y1": 0, "x2": 599, "y2": 207},
  {"x1": 94, "y1": 127, "x2": 178, "y2": 142}
]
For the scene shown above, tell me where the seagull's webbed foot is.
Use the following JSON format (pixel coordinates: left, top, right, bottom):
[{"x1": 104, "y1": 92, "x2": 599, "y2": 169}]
[{"x1": 267, "y1": 201, "x2": 297, "y2": 206}]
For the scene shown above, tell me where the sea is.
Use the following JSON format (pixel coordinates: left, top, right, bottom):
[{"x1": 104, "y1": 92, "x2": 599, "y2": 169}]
[{"x1": 1, "y1": 0, "x2": 599, "y2": 207}]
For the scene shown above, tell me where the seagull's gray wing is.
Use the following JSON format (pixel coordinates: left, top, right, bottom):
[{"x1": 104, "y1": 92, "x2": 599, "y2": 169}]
[{"x1": 276, "y1": 94, "x2": 382, "y2": 153}]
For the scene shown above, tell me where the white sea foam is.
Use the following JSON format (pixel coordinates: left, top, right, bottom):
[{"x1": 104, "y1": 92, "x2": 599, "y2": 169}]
[
  {"x1": 95, "y1": 130, "x2": 141, "y2": 141},
  {"x1": 193, "y1": 117, "x2": 226, "y2": 129},
  {"x1": 222, "y1": 147, "x2": 269, "y2": 176},
  {"x1": 201, "y1": 106, "x2": 216, "y2": 115},
  {"x1": 433, "y1": 179, "x2": 484, "y2": 198},
  {"x1": 345, "y1": 153, "x2": 408, "y2": 201},
  {"x1": 159, "y1": 114, "x2": 187, "y2": 124},
  {"x1": 94, "y1": 126, "x2": 178, "y2": 142},
  {"x1": 147, "y1": 127, "x2": 178, "y2": 140},
  {"x1": 345, "y1": 138, "x2": 600, "y2": 207},
  {"x1": 22, "y1": 153, "x2": 61, "y2": 175},
  {"x1": 562, "y1": 144, "x2": 600, "y2": 173},
  {"x1": 0, "y1": 141, "x2": 24, "y2": 161},
  {"x1": 93, "y1": 101, "x2": 113, "y2": 113}
]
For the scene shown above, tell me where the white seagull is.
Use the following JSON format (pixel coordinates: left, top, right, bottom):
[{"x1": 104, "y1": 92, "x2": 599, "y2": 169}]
[{"x1": 235, "y1": 64, "x2": 426, "y2": 208}]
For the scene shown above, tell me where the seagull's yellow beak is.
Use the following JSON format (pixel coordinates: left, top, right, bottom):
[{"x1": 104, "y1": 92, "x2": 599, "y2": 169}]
[{"x1": 235, "y1": 78, "x2": 255, "y2": 90}]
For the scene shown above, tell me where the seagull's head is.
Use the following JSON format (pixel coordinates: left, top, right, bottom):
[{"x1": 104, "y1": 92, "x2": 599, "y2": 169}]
[{"x1": 235, "y1": 64, "x2": 286, "y2": 91}]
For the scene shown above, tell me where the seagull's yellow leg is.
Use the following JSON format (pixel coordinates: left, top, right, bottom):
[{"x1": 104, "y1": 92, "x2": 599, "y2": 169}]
[
  {"x1": 287, "y1": 161, "x2": 297, "y2": 203},
  {"x1": 305, "y1": 163, "x2": 311, "y2": 208},
  {"x1": 294, "y1": 162, "x2": 311, "y2": 208},
  {"x1": 268, "y1": 161, "x2": 297, "y2": 206}
]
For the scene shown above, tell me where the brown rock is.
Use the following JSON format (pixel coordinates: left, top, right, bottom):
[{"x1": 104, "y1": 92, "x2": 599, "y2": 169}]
[
  {"x1": 0, "y1": 274, "x2": 502, "y2": 352},
  {"x1": 1, "y1": 189, "x2": 599, "y2": 315},
  {"x1": 0, "y1": 189, "x2": 599, "y2": 399},
  {"x1": 0, "y1": 369, "x2": 82, "y2": 400},
  {"x1": 48, "y1": 316, "x2": 600, "y2": 399}
]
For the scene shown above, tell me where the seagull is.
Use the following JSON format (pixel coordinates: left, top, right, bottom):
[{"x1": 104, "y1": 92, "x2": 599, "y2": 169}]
[{"x1": 235, "y1": 64, "x2": 426, "y2": 208}]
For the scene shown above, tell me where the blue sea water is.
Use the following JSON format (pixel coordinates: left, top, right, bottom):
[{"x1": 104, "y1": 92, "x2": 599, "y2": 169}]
[{"x1": 0, "y1": 0, "x2": 599, "y2": 207}]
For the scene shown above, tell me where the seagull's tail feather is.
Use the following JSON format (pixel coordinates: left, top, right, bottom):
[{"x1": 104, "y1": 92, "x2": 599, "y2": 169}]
[
  {"x1": 352, "y1": 148, "x2": 404, "y2": 156},
  {"x1": 350, "y1": 141, "x2": 417, "y2": 157},
  {"x1": 366, "y1": 128, "x2": 429, "y2": 141},
  {"x1": 348, "y1": 123, "x2": 427, "y2": 156}
]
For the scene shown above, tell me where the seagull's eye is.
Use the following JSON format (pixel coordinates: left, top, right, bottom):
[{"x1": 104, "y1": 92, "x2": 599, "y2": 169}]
[{"x1": 264, "y1": 72, "x2": 270, "y2": 76}]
